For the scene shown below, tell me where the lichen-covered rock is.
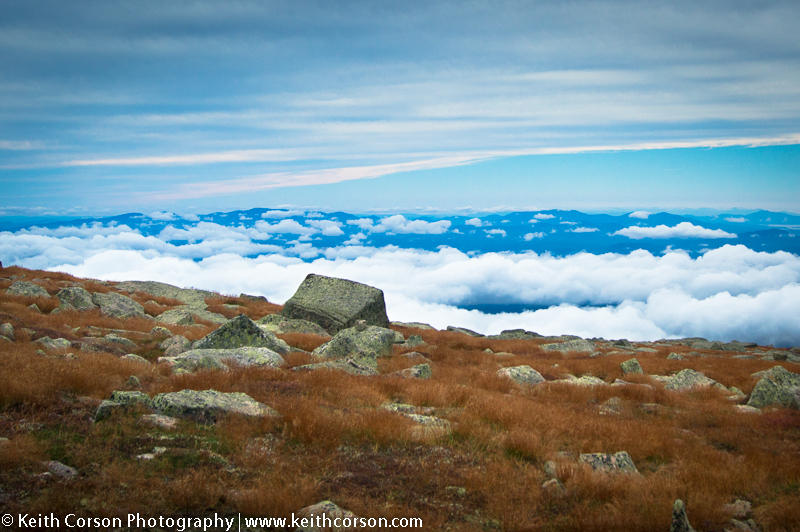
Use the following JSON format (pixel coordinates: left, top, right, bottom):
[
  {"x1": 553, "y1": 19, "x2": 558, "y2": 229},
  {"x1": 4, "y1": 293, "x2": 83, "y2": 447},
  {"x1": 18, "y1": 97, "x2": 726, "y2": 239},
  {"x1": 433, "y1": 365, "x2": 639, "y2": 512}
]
[
  {"x1": 747, "y1": 366, "x2": 800, "y2": 409},
  {"x1": 497, "y1": 365, "x2": 545, "y2": 386},
  {"x1": 579, "y1": 451, "x2": 638, "y2": 474},
  {"x1": 311, "y1": 325, "x2": 396, "y2": 368},
  {"x1": 151, "y1": 389, "x2": 279, "y2": 422},
  {"x1": 95, "y1": 391, "x2": 153, "y2": 421},
  {"x1": 192, "y1": 314, "x2": 290, "y2": 354},
  {"x1": 115, "y1": 280, "x2": 216, "y2": 309},
  {"x1": 6, "y1": 280, "x2": 50, "y2": 298},
  {"x1": 44, "y1": 460, "x2": 78, "y2": 479},
  {"x1": 282, "y1": 274, "x2": 390, "y2": 335},
  {"x1": 256, "y1": 314, "x2": 331, "y2": 336},
  {"x1": 295, "y1": 500, "x2": 360, "y2": 532},
  {"x1": 446, "y1": 325, "x2": 484, "y2": 337},
  {"x1": 104, "y1": 333, "x2": 137, "y2": 349},
  {"x1": 663, "y1": 369, "x2": 716, "y2": 390},
  {"x1": 160, "y1": 347, "x2": 286, "y2": 372},
  {"x1": 150, "y1": 326, "x2": 172, "y2": 338},
  {"x1": 620, "y1": 358, "x2": 644, "y2": 375},
  {"x1": 156, "y1": 309, "x2": 195, "y2": 326},
  {"x1": 670, "y1": 499, "x2": 697, "y2": 532},
  {"x1": 487, "y1": 329, "x2": 542, "y2": 340},
  {"x1": 402, "y1": 335, "x2": 426, "y2": 348},
  {"x1": 393, "y1": 363, "x2": 431, "y2": 379},
  {"x1": 542, "y1": 339, "x2": 597, "y2": 353},
  {"x1": 293, "y1": 358, "x2": 380, "y2": 376},
  {"x1": 0, "y1": 322, "x2": 14, "y2": 341},
  {"x1": 560, "y1": 374, "x2": 607, "y2": 386},
  {"x1": 160, "y1": 335, "x2": 191, "y2": 356},
  {"x1": 34, "y1": 336, "x2": 72, "y2": 351},
  {"x1": 391, "y1": 321, "x2": 436, "y2": 330},
  {"x1": 182, "y1": 307, "x2": 228, "y2": 325},
  {"x1": 56, "y1": 287, "x2": 97, "y2": 311},
  {"x1": 92, "y1": 291, "x2": 146, "y2": 319},
  {"x1": 667, "y1": 352, "x2": 685, "y2": 360},
  {"x1": 121, "y1": 354, "x2": 150, "y2": 365}
]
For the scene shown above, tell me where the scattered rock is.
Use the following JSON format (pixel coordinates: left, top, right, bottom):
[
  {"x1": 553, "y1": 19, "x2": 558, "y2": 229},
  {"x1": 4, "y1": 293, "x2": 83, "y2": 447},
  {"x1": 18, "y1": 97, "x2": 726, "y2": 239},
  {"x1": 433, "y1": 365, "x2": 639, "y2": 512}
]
[
  {"x1": 620, "y1": 358, "x2": 643, "y2": 375},
  {"x1": 667, "y1": 353, "x2": 685, "y2": 360},
  {"x1": 392, "y1": 363, "x2": 431, "y2": 379},
  {"x1": 92, "y1": 292, "x2": 147, "y2": 319},
  {"x1": 103, "y1": 333, "x2": 137, "y2": 349},
  {"x1": 599, "y1": 397, "x2": 623, "y2": 415},
  {"x1": 156, "y1": 309, "x2": 195, "y2": 326},
  {"x1": 293, "y1": 358, "x2": 380, "y2": 376},
  {"x1": 401, "y1": 351, "x2": 432, "y2": 364},
  {"x1": 282, "y1": 274, "x2": 390, "y2": 335},
  {"x1": 613, "y1": 339, "x2": 633, "y2": 348},
  {"x1": 446, "y1": 326, "x2": 484, "y2": 337},
  {"x1": 43, "y1": 461, "x2": 78, "y2": 479},
  {"x1": 670, "y1": 499, "x2": 697, "y2": 532},
  {"x1": 159, "y1": 347, "x2": 286, "y2": 372},
  {"x1": 0, "y1": 322, "x2": 14, "y2": 341},
  {"x1": 723, "y1": 499, "x2": 752, "y2": 519},
  {"x1": 192, "y1": 314, "x2": 290, "y2": 354},
  {"x1": 497, "y1": 365, "x2": 545, "y2": 386},
  {"x1": 256, "y1": 314, "x2": 331, "y2": 336},
  {"x1": 151, "y1": 389, "x2": 280, "y2": 423},
  {"x1": 541, "y1": 478, "x2": 566, "y2": 496},
  {"x1": 311, "y1": 325, "x2": 396, "y2": 368},
  {"x1": 55, "y1": 287, "x2": 97, "y2": 311},
  {"x1": 733, "y1": 405, "x2": 761, "y2": 414},
  {"x1": 28, "y1": 303, "x2": 42, "y2": 313},
  {"x1": 542, "y1": 339, "x2": 597, "y2": 354},
  {"x1": 543, "y1": 460, "x2": 558, "y2": 478},
  {"x1": 240, "y1": 293, "x2": 267, "y2": 301},
  {"x1": 126, "y1": 375, "x2": 141, "y2": 388},
  {"x1": 6, "y1": 280, "x2": 51, "y2": 298},
  {"x1": 160, "y1": 335, "x2": 191, "y2": 356},
  {"x1": 560, "y1": 374, "x2": 607, "y2": 386},
  {"x1": 487, "y1": 329, "x2": 542, "y2": 340},
  {"x1": 149, "y1": 326, "x2": 172, "y2": 339},
  {"x1": 402, "y1": 334, "x2": 426, "y2": 349},
  {"x1": 34, "y1": 336, "x2": 72, "y2": 351},
  {"x1": 181, "y1": 307, "x2": 228, "y2": 324},
  {"x1": 579, "y1": 451, "x2": 638, "y2": 474},
  {"x1": 95, "y1": 391, "x2": 153, "y2": 421},
  {"x1": 391, "y1": 321, "x2": 436, "y2": 330},
  {"x1": 116, "y1": 280, "x2": 216, "y2": 309},
  {"x1": 295, "y1": 500, "x2": 360, "y2": 532},
  {"x1": 662, "y1": 369, "x2": 716, "y2": 391},
  {"x1": 747, "y1": 365, "x2": 800, "y2": 409},
  {"x1": 138, "y1": 414, "x2": 178, "y2": 430}
]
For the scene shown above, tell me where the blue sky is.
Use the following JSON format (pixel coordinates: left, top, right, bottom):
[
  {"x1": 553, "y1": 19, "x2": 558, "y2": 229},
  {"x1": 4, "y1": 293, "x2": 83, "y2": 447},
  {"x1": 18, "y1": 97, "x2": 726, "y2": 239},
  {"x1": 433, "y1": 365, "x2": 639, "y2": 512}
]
[{"x1": 1, "y1": 0, "x2": 799, "y2": 216}]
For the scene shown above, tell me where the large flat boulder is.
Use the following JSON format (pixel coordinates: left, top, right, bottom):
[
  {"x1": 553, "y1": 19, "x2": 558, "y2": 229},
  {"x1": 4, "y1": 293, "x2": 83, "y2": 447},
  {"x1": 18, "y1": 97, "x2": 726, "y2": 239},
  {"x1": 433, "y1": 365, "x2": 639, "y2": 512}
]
[
  {"x1": 256, "y1": 314, "x2": 330, "y2": 336},
  {"x1": 192, "y1": 314, "x2": 290, "y2": 354},
  {"x1": 542, "y1": 339, "x2": 597, "y2": 354},
  {"x1": 6, "y1": 280, "x2": 50, "y2": 298},
  {"x1": 311, "y1": 325, "x2": 396, "y2": 369},
  {"x1": 159, "y1": 347, "x2": 286, "y2": 372},
  {"x1": 151, "y1": 389, "x2": 279, "y2": 422},
  {"x1": 92, "y1": 292, "x2": 147, "y2": 319},
  {"x1": 747, "y1": 366, "x2": 800, "y2": 409},
  {"x1": 56, "y1": 287, "x2": 97, "y2": 311},
  {"x1": 281, "y1": 274, "x2": 390, "y2": 334}
]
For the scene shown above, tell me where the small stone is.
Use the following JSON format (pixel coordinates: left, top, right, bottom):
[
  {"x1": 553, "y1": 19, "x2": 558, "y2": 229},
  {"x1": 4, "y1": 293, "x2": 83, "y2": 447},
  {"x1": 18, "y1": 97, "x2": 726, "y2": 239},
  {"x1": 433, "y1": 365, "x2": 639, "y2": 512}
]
[
  {"x1": 138, "y1": 414, "x2": 179, "y2": 430},
  {"x1": 445, "y1": 486, "x2": 467, "y2": 498},
  {"x1": 579, "y1": 451, "x2": 638, "y2": 474},
  {"x1": 541, "y1": 478, "x2": 566, "y2": 496},
  {"x1": 723, "y1": 499, "x2": 752, "y2": 519},
  {"x1": 667, "y1": 353, "x2": 685, "y2": 360},
  {"x1": 352, "y1": 319, "x2": 366, "y2": 332},
  {"x1": 126, "y1": 375, "x2": 141, "y2": 388},
  {"x1": 543, "y1": 460, "x2": 558, "y2": 478},
  {"x1": 121, "y1": 354, "x2": 150, "y2": 365},
  {"x1": 149, "y1": 326, "x2": 173, "y2": 338},
  {"x1": 43, "y1": 460, "x2": 78, "y2": 479},
  {"x1": 0, "y1": 323, "x2": 15, "y2": 341},
  {"x1": 28, "y1": 303, "x2": 42, "y2": 313},
  {"x1": 620, "y1": 358, "x2": 644, "y2": 375},
  {"x1": 395, "y1": 363, "x2": 432, "y2": 379},
  {"x1": 497, "y1": 365, "x2": 546, "y2": 386},
  {"x1": 670, "y1": 499, "x2": 697, "y2": 532}
]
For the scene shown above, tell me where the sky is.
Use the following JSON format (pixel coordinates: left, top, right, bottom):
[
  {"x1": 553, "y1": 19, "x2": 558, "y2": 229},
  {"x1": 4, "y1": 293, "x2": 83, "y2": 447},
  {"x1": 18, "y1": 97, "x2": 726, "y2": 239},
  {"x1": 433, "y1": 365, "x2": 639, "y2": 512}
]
[{"x1": 1, "y1": 0, "x2": 799, "y2": 215}]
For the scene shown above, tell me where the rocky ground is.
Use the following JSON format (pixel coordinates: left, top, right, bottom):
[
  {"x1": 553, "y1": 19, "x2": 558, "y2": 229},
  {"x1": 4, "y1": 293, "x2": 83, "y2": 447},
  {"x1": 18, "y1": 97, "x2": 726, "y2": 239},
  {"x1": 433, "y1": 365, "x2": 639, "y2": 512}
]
[{"x1": 1, "y1": 265, "x2": 799, "y2": 531}]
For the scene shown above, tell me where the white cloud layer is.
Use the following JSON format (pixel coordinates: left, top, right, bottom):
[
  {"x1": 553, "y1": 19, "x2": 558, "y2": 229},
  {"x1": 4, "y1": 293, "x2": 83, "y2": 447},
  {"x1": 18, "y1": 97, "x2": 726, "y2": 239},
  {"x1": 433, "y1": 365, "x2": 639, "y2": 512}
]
[
  {"x1": 613, "y1": 222, "x2": 737, "y2": 239},
  {"x1": 3, "y1": 223, "x2": 799, "y2": 346},
  {"x1": 347, "y1": 215, "x2": 451, "y2": 234},
  {"x1": 629, "y1": 211, "x2": 652, "y2": 219}
]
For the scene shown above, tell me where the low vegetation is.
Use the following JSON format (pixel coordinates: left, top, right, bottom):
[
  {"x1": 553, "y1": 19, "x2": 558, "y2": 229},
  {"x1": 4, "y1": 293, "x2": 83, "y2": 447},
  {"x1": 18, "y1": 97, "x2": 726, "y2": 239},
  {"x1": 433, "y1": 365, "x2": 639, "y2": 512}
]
[{"x1": 1, "y1": 266, "x2": 799, "y2": 531}]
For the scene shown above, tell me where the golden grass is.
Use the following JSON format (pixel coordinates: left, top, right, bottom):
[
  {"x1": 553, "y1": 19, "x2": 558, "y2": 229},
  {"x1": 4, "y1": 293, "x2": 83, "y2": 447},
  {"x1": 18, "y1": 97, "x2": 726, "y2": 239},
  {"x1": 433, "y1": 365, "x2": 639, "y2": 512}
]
[{"x1": 2, "y1": 266, "x2": 800, "y2": 531}]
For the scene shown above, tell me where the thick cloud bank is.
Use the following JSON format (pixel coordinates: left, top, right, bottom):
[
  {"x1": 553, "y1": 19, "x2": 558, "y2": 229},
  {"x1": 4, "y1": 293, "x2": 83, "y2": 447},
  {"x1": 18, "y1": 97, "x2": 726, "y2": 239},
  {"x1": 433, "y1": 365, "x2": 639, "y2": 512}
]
[{"x1": 2, "y1": 223, "x2": 798, "y2": 346}]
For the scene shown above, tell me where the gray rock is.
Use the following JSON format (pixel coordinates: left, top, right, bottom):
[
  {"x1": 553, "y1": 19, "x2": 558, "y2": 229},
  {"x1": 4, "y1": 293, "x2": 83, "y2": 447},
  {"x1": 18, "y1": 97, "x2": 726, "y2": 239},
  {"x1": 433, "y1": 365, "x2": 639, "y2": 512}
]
[
  {"x1": 579, "y1": 451, "x2": 638, "y2": 474},
  {"x1": 402, "y1": 334, "x2": 426, "y2": 349},
  {"x1": 734, "y1": 405, "x2": 761, "y2": 414},
  {"x1": 55, "y1": 287, "x2": 97, "y2": 311},
  {"x1": 138, "y1": 414, "x2": 178, "y2": 430},
  {"x1": 401, "y1": 351, "x2": 432, "y2": 364},
  {"x1": 446, "y1": 326, "x2": 484, "y2": 337},
  {"x1": 293, "y1": 358, "x2": 380, "y2": 376},
  {"x1": 542, "y1": 339, "x2": 597, "y2": 353},
  {"x1": 126, "y1": 375, "x2": 141, "y2": 388},
  {"x1": 34, "y1": 336, "x2": 72, "y2": 351},
  {"x1": 670, "y1": 499, "x2": 697, "y2": 532},
  {"x1": 192, "y1": 314, "x2": 290, "y2": 354},
  {"x1": 240, "y1": 293, "x2": 267, "y2": 302},
  {"x1": 6, "y1": 280, "x2": 50, "y2": 298},
  {"x1": 295, "y1": 501, "x2": 359, "y2": 532},
  {"x1": 160, "y1": 347, "x2": 286, "y2": 372},
  {"x1": 95, "y1": 391, "x2": 153, "y2": 421},
  {"x1": 149, "y1": 326, "x2": 172, "y2": 338},
  {"x1": 104, "y1": 333, "x2": 137, "y2": 349},
  {"x1": 541, "y1": 478, "x2": 566, "y2": 496},
  {"x1": 393, "y1": 363, "x2": 432, "y2": 379},
  {"x1": 151, "y1": 389, "x2": 279, "y2": 423},
  {"x1": 663, "y1": 369, "x2": 716, "y2": 390},
  {"x1": 121, "y1": 354, "x2": 150, "y2": 365},
  {"x1": 667, "y1": 352, "x2": 685, "y2": 360},
  {"x1": 391, "y1": 321, "x2": 436, "y2": 330},
  {"x1": 256, "y1": 314, "x2": 331, "y2": 336},
  {"x1": 281, "y1": 273, "x2": 390, "y2": 335},
  {"x1": 0, "y1": 323, "x2": 14, "y2": 341},
  {"x1": 600, "y1": 397, "x2": 624, "y2": 415},
  {"x1": 723, "y1": 499, "x2": 752, "y2": 519},
  {"x1": 613, "y1": 339, "x2": 633, "y2": 348},
  {"x1": 747, "y1": 366, "x2": 800, "y2": 409},
  {"x1": 620, "y1": 358, "x2": 644, "y2": 375},
  {"x1": 160, "y1": 335, "x2": 191, "y2": 356},
  {"x1": 115, "y1": 280, "x2": 216, "y2": 309},
  {"x1": 559, "y1": 374, "x2": 607, "y2": 386},
  {"x1": 44, "y1": 460, "x2": 78, "y2": 479},
  {"x1": 156, "y1": 309, "x2": 195, "y2": 326},
  {"x1": 27, "y1": 303, "x2": 41, "y2": 313},
  {"x1": 92, "y1": 292, "x2": 146, "y2": 319},
  {"x1": 181, "y1": 307, "x2": 228, "y2": 325},
  {"x1": 311, "y1": 325, "x2": 396, "y2": 368},
  {"x1": 497, "y1": 365, "x2": 545, "y2": 386},
  {"x1": 391, "y1": 329, "x2": 405, "y2": 343},
  {"x1": 486, "y1": 329, "x2": 542, "y2": 340}
]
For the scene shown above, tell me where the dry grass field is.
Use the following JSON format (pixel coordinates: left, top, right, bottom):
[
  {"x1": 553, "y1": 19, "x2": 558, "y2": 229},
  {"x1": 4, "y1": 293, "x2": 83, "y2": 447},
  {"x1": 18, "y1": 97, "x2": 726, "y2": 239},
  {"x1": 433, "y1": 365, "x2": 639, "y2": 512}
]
[{"x1": 1, "y1": 265, "x2": 799, "y2": 531}]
